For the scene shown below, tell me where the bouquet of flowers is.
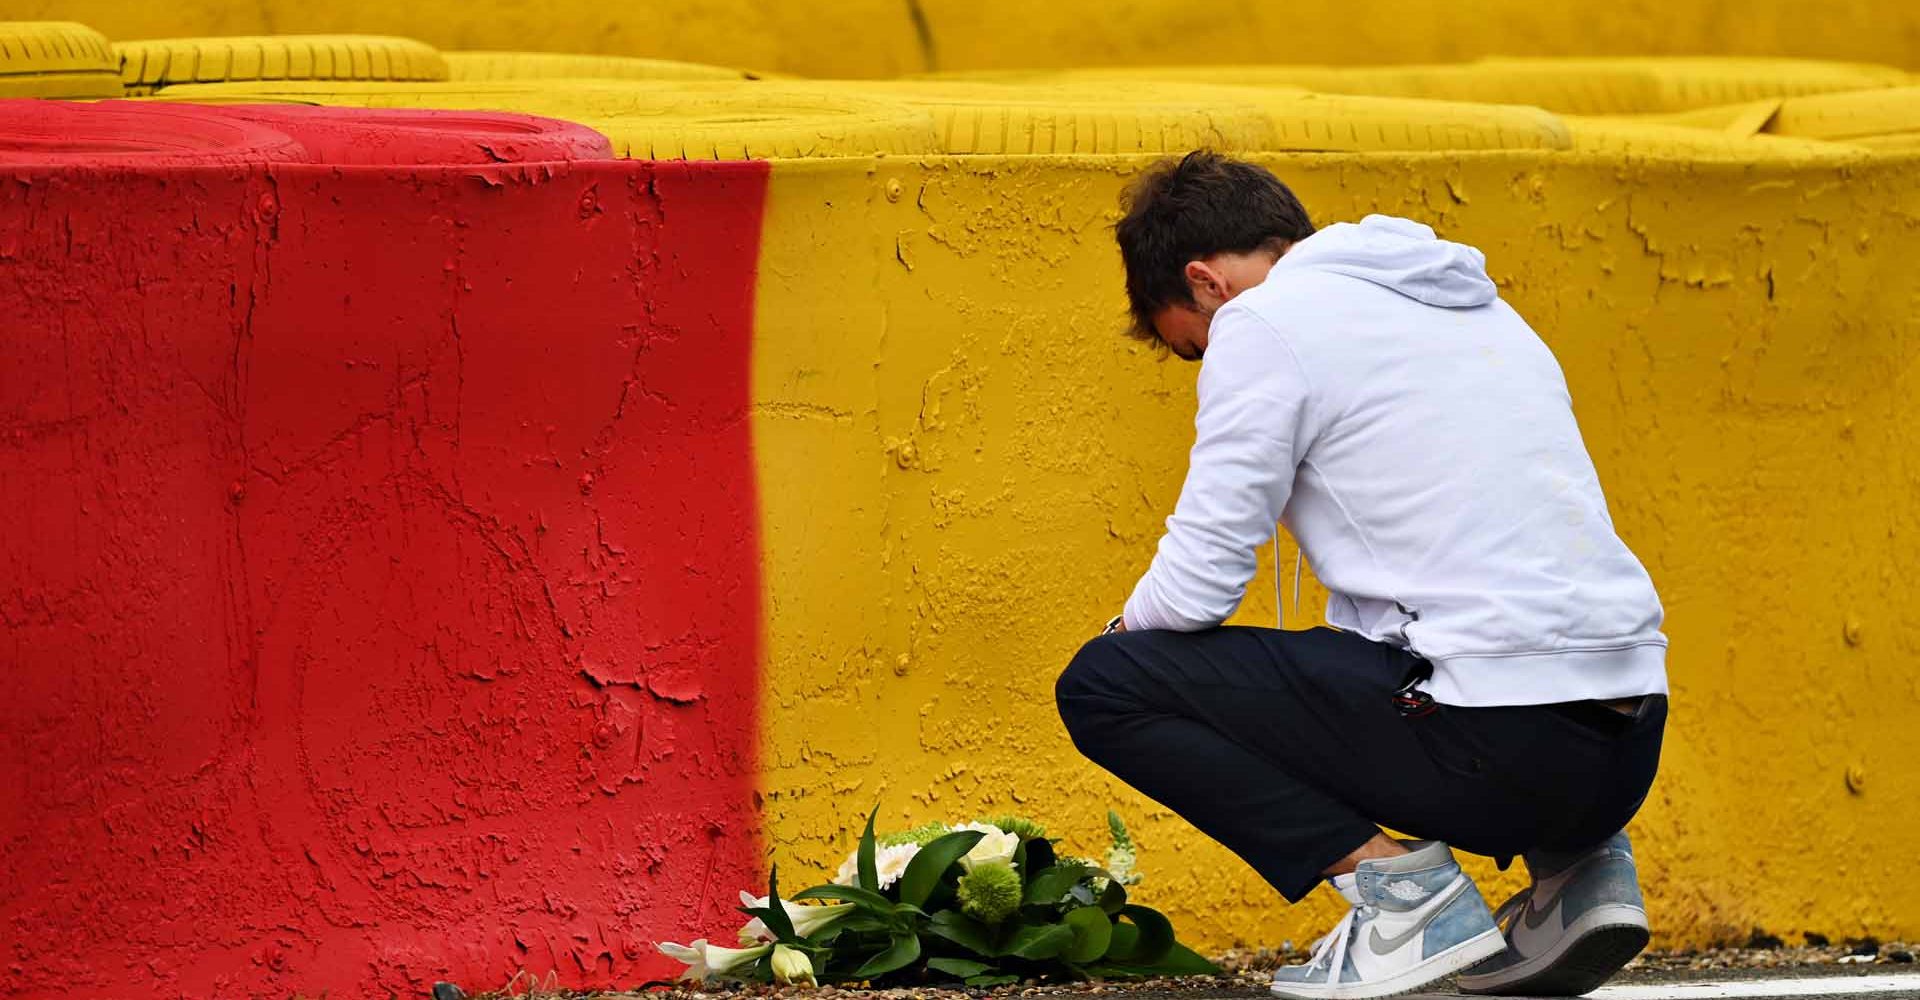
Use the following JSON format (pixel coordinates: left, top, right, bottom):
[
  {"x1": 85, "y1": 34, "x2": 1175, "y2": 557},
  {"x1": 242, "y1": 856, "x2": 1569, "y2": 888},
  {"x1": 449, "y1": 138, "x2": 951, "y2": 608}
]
[{"x1": 657, "y1": 810, "x2": 1217, "y2": 987}]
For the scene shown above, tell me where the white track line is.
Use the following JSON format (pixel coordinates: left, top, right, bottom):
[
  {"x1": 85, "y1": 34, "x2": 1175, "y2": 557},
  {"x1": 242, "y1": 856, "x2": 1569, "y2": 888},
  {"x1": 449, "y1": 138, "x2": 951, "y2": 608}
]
[{"x1": 1586, "y1": 974, "x2": 1920, "y2": 998}]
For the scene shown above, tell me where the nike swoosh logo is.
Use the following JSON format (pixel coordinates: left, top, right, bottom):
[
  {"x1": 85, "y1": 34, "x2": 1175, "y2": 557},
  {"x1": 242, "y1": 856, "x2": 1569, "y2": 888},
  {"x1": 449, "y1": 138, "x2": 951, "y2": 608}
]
[
  {"x1": 1520, "y1": 892, "x2": 1561, "y2": 932},
  {"x1": 1368, "y1": 880, "x2": 1467, "y2": 955}
]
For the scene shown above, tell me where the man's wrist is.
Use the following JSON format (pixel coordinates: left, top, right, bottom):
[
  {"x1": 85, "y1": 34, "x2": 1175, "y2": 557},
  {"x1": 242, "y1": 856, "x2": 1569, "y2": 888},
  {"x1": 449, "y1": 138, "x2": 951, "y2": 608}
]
[{"x1": 1102, "y1": 613, "x2": 1127, "y2": 634}]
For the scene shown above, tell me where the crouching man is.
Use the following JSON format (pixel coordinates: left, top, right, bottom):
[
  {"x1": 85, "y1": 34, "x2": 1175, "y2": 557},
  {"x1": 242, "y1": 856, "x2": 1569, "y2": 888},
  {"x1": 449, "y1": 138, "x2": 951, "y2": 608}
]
[{"x1": 1057, "y1": 152, "x2": 1668, "y2": 999}]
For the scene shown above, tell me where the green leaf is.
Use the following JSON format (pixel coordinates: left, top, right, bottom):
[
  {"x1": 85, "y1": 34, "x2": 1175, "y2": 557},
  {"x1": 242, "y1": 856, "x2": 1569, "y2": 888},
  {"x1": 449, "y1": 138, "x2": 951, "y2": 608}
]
[
  {"x1": 761, "y1": 866, "x2": 798, "y2": 942},
  {"x1": 1062, "y1": 906, "x2": 1114, "y2": 963},
  {"x1": 1001, "y1": 922, "x2": 1076, "y2": 960},
  {"x1": 1107, "y1": 920, "x2": 1139, "y2": 959},
  {"x1": 792, "y1": 884, "x2": 894, "y2": 914},
  {"x1": 1024, "y1": 864, "x2": 1107, "y2": 906},
  {"x1": 1150, "y1": 942, "x2": 1221, "y2": 976},
  {"x1": 852, "y1": 932, "x2": 921, "y2": 979},
  {"x1": 1085, "y1": 942, "x2": 1220, "y2": 979},
  {"x1": 1098, "y1": 876, "x2": 1128, "y2": 914},
  {"x1": 925, "y1": 957, "x2": 992, "y2": 979},
  {"x1": 897, "y1": 830, "x2": 985, "y2": 907},
  {"x1": 808, "y1": 922, "x2": 850, "y2": 946},
  {"x1": 965, "y1": 974, "x2": 1020, "y2": 987},
  {"x1": 926, "y1": 909, "x2": 996, "y2": 956},
  {"x1": 1106, "y1": 905, "x2": 1173, "y2": 964},
  {"x1": 839, "y1": 913, "x2": 896, "y2": 934},
  {"x1": 858, "y1": 806, "x2": 880, "y2": 893},
  {"x1": 1024, "y1": 837, "x2": 1057, "y2": 878}
]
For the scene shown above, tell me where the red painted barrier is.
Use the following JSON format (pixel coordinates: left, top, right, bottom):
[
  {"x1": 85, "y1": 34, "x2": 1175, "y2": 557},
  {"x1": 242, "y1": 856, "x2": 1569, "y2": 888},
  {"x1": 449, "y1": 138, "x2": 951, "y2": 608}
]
[
  {"x1": 0, "y1": 100, "x2": 614, "y2": 166},
  {"x1": 173, "y1": 103, "x2": 616, "y2": 165},
  {"x1": 0, "y1": 120, "x2": 769, "y2": 996},
  {"x1": 0, "y1": 99, "x2": 307, "y2": 165}
]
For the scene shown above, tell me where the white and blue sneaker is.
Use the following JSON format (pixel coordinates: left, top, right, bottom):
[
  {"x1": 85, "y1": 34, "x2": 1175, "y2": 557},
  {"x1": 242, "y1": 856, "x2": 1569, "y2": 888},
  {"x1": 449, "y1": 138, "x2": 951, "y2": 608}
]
[
  {"x1": 1270, "y1": 840, "x2": 1507, "y2": 1000},
  {"x1": 1457, "y1": 832, "x2": 1650, "y2": 996}
]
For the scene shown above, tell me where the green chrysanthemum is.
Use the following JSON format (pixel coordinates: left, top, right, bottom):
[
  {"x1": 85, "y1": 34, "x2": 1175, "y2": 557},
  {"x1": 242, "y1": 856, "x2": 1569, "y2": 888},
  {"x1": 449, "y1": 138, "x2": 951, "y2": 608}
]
[
  {"x1": 956, "y1": 861, "x2": 1023, "y2": 924},
  {"x1": 978, "y1": 814, "x2": 1048, "y2": 840},
  {"x1": 877, "y1": 821, "x2": 951, "y2": 848}
]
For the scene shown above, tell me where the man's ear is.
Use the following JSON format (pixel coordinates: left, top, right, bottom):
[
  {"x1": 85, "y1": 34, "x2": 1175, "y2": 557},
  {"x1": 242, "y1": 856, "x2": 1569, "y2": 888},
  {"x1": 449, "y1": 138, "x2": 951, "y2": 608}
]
[{"x1": 1183, "y1": 259, "x2": 1226, "y2": 306}]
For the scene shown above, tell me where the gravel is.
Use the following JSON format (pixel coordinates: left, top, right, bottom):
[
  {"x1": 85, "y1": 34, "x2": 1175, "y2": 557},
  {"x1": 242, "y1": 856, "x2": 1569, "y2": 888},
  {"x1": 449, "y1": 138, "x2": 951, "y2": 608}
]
[{"x1": 464, "y1": 941, "x2": 1920, "y2": 999}]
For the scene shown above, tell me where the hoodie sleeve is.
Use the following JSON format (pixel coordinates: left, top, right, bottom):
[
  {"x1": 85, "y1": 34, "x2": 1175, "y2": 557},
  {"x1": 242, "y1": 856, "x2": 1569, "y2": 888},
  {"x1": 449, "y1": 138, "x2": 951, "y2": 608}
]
[{"x1": 1124, "y1": 307, "x2": 1313, "y2": 632}]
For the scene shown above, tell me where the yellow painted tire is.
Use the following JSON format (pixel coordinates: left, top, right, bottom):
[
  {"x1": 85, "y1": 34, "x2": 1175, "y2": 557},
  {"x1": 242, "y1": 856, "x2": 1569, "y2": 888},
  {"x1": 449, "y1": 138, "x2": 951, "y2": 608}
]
[
  {"x1": 809, "y1": 80, "x2": 1277, "y2": 154},
  {"x1": 1626, "y1": 100, "x2": 1782, "y2": 137},
  {"x1": 1256, "y1": 91, "x2": 1568, "y2": 151},
  {"x1": 1768, "y1": 87, "x2": 1920, "y2": 142},
  {"x1": 443, "y1": 51, "x2": 748, "y2": 82},
  {"x1": 947, "y1": 58, "x2": 1907, "y2": 116},
  {"x1": 1472, "y1": 58, "x2": 1906, "y2": 114},
  {"x1": 814, "y1": 80, "x2": 1566, "y2": 153},
  {"x1": 1561, "y1": 116, "x2": 1863, "y2": 160},
  {"x1": 143, "y1": 81, "x2": 940, "y2": 160},
  {"x1": 0, "y1": 21, "x2": 121, "y2": 98},
  {"x1": 117, "y1": 35, "x2": 447, "y2": 92}
]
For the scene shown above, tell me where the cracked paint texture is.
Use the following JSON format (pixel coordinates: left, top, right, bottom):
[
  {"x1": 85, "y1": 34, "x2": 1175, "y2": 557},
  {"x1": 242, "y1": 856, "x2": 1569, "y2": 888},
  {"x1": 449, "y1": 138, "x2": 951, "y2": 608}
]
[
  {"x1": 0, "y1": 159, "x2": 769, "y2": 998},
  {"x1": 751, "y1": 153, "x2": 1920, "y2": 958}
]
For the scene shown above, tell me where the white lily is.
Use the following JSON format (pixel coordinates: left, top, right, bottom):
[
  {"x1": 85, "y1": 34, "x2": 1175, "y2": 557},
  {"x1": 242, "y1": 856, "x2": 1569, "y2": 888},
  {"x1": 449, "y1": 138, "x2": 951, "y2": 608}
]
[
  {"x1": 736, "y1": 890, "x2": 856, "y2": 943},
  {"x1": 771, "y1": 944, "x2": 817, "y2": 986},
  {"x1": 655, "y1": 938, "x2": 773, "y2": 981}
]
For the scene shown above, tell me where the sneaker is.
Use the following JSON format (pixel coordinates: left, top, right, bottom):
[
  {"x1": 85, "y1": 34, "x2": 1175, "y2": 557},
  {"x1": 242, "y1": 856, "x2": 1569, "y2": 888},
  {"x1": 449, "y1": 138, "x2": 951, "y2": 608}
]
[
  {"x1": 1457, "y1": 832, "x2": 1651, "y2": 996},
  {"x1": 1270, "y1": 840, "x2": 1507, "y2": 1000}
]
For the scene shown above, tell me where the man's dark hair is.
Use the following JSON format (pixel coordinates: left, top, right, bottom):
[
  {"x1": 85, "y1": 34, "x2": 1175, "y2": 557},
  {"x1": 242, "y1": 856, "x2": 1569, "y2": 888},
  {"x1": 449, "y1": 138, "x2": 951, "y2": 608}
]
[{"x1": 1114, "y1": 150, "x2": 1316, "y2": 342}]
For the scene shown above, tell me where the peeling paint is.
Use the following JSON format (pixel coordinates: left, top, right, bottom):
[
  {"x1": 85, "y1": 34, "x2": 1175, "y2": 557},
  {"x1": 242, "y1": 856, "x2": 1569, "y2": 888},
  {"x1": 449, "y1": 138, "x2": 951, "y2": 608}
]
[{"x1": 751, "y1": 152, "x2": 1920, "y2": 958}]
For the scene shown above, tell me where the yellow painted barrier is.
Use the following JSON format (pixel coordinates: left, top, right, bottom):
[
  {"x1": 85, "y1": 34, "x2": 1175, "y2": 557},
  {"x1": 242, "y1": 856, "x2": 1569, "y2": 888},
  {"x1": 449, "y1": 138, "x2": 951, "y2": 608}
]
[
  {"x1": 15, "y1": 0, "x2": 1920, "y2": 78},
  {"x1": 1561, "y1": 117, "x2": 1864, "y2": 159},
  {"x1": 750, "y1": 150, "x2": 1920, "y2": 951}
]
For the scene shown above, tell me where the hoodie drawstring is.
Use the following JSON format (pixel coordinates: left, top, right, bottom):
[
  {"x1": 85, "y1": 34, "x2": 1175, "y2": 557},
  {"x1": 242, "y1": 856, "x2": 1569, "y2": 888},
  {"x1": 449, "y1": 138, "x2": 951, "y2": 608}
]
[{"x1": 1273, "y1": 537, "x2": 1303, "y2": 629}]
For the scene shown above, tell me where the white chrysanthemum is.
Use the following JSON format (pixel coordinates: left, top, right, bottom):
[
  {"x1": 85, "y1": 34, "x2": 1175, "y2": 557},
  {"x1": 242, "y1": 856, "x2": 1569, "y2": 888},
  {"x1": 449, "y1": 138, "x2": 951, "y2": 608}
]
[
  {"x1": 953, "y1": 821, "x2": 1020, "y2": 872},
  {"x1": 832, "y1": 842, "x2": 922, "y2": 890}
]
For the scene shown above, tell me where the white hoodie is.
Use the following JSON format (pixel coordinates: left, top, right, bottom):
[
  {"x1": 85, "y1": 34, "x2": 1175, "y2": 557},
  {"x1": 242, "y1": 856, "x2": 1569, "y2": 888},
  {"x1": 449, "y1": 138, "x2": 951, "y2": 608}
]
[{"x1": 1123, "y1": 215, "x2": 1668, "y2": 707}]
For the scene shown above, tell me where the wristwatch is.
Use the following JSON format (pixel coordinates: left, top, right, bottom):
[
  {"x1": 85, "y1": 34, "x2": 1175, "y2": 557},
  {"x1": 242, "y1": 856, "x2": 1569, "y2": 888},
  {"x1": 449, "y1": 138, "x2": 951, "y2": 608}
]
[{"x1": 1102, "y1": 614, "x2": 1126, "y2": 635}]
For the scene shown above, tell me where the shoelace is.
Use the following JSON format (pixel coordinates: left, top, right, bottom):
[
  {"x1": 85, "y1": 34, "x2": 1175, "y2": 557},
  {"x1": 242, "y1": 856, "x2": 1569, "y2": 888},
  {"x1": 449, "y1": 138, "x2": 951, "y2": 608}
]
[{"x1": 1303, "y1": 902, "x2": 1377, "y2": 980}]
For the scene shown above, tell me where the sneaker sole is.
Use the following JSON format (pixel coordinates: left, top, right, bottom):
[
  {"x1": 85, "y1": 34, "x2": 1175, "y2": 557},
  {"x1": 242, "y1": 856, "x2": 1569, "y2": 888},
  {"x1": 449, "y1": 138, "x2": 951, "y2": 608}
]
[
  {"x1": 1457, "y1": 904, "x2": 1650, "y2": 996},
  {"x1": 1270, "y1": 926, "x2": 1507, "y2": 1000}
]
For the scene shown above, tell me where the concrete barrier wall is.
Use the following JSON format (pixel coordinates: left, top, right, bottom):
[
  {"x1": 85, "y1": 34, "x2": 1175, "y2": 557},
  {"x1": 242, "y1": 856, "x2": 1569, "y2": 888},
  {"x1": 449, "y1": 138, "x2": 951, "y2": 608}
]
[
  {"x1": 751, "y1": 152, "x2": 1920, "y2": 954},
  {"x1": 5, "y1": 73, "x2": 1920, "y2": 999},
  {"x1": 0, "y1": 156, "x2": 770, "y2": 997}
]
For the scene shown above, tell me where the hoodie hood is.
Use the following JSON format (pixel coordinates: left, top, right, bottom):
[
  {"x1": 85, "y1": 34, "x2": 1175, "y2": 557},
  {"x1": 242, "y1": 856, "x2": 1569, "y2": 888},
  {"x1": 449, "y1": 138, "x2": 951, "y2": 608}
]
[{"x1": 1274, "y1": 214, "x2": 1497, "y2": 308}]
